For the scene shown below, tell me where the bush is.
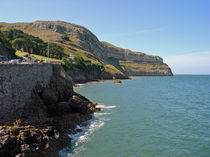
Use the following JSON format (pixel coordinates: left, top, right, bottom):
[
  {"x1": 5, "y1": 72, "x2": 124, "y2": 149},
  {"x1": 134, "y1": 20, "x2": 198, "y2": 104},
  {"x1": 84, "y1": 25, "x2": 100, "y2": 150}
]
[
  {"x1": 62, "y1": 55, "x2": 105, "y2": 73},
  {"x1": 61, "y1": 57, "x2": 72, "y2": 70},
  {"x1": 0, "y1": 30, "x2": 16, "y2": 58},
  {"x1": 61, "y1": 33, "x2": 69, "y2": 41}
]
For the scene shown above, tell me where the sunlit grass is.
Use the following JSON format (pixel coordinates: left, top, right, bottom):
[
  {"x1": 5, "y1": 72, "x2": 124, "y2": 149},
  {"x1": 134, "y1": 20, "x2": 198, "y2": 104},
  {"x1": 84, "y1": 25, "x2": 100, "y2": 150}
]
[
  {"x1": 104, "y1": 64, "x2": 125, "y2": 75},
  {"x1": 119, "y1": 60, "x2": 169, "y2": 72},
  {"x1": 15, "y1": 51, "x2": 61, "y2": 61}
]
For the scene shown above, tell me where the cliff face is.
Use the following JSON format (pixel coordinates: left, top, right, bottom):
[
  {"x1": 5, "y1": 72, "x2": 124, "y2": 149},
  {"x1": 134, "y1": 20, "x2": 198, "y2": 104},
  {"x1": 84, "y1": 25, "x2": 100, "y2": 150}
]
[
  {"x1": 0, "y1": 64, "x2": 73, "y2": 121},
  {"x1": 0, "y1": 21, "x2": 173, "y2": 76},
  {"x1": 102, "y1": 42, "x2": 172, "y2": 76},
  {"x1": 0, "y1": 64, "x2": 99, "y2": 156}
]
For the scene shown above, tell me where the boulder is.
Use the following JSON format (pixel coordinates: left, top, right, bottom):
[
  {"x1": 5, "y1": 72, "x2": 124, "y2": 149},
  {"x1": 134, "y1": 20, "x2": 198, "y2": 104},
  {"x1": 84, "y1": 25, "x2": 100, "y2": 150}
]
[
  {"x1": 0, "y1": 135, "x2": 19, "y2": 156},
  {"x1": 71, "y1": 93, "x2": 99, "y2": 114},
  {"x1": 41, "y1": 88, "x2": 58, "y2": 105},
  {"x1": 56, "y1": 102, "x2": 72, "y2": 113},
  {"x1": 47, "y1": 102, "x2": 72, "y2": 116}
]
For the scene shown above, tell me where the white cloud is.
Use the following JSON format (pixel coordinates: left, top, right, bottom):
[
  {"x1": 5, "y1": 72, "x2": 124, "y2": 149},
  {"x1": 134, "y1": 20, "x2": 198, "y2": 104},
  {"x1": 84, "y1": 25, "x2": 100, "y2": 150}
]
[
  {"x1": 164, "y1": 51, "x2": 210, "y2": 74},
  {"x1": 104, "y1": 28, "x2": 164, "y2": 37}
]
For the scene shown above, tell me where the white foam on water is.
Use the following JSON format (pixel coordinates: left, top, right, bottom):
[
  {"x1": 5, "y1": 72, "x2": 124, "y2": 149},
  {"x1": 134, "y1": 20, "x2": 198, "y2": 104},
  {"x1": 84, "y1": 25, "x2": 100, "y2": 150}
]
[
  {"x1": 74, "y1": 84, "x2": 84, "y2": 88},
  {"x1": 76, "y1": 120, "x2": 104, "y2": 145},
  {"x1": 67, "y1": 119, "x2": 106, "y2": 157},
  {"x1": 60, "y1": 104, "x2": 115, "y2": 157},
  {"x1": 94, "y1": 112, "x2": 111, "y2": 116},
  {"x1": 97, "y1": 104, "x2": 116, "y2": 109}
]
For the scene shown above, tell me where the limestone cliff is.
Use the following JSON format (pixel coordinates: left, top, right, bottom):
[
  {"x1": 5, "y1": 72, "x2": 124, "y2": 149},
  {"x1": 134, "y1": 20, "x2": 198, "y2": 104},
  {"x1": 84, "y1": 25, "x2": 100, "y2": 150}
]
[{"x1": 0, "y1": 21, "x2": 173, "y2": 76}]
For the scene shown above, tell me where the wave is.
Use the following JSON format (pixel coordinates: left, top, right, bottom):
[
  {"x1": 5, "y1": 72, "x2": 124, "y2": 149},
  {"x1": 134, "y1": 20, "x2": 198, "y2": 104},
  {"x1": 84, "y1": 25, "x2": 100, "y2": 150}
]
[
  {"x1": 65, "y1": 119, "x2": 105, "y2": 157},
  {"x1": 73, "y1": 83, "x2": 84, "y2": 88},
  {"x1": 97, "y1": 104, "x2": 117, "y2": 109},
  {"x1": 94, "y1": 112, "x2": 111, "y2": 116},
  {"x1": 60, "y1": 110, "x2": 111, "y2": 157},
  {"x1": 60, "y1": 103, "x2": 115, "y2": 156}
]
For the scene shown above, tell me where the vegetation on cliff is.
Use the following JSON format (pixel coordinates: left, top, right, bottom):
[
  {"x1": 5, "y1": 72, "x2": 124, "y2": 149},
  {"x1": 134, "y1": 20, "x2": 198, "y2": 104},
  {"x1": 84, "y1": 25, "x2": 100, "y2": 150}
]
[
  {"x1": 1, "y1": 29, "x2": 67, "y2": 59},
  {"x1": 62, "y1": 55, "x2": 104, "y2": 72}
]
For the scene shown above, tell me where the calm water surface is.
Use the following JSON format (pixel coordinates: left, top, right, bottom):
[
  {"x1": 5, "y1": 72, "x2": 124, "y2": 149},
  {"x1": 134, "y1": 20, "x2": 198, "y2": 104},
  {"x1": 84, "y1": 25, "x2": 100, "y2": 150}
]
[{"x1": 62, "y1": 75, "x2": 210, "y2": 157}]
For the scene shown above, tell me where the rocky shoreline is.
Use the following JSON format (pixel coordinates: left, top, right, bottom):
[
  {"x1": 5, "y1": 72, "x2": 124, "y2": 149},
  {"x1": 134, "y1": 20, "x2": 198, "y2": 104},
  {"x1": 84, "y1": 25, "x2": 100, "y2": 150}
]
[
  {"x1": 0, "y1": 63, "x2": 172, "y2": 156},
  {"x1": 0, "y1": 64, "x2": 100, "y2": 157},
  {"x1": 0, "y1": 93, "x2": 100, "y2": 157},
  {"x1": 67, "y1": 70, "x2": 129, "y2": 84},
  {"x1": 0, "y1": 92, "x2": 99, "y2": 157}
]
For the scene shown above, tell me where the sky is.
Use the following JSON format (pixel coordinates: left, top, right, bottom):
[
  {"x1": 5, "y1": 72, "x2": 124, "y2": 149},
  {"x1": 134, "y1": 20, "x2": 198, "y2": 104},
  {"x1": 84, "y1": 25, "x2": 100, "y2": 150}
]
[{"x1": 0, "y1": 0, "x2": 210, "y2": 74}]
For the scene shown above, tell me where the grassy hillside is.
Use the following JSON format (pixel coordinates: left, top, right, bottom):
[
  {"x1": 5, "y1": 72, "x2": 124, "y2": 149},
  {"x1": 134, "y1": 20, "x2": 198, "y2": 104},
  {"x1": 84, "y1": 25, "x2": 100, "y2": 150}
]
[
  {"x1": 15, "y1": 51, "x2": 61, "y2": 62},
  {"x1": 119, "y1": 60, "x2": 170, "y2": 73},
  {"x1": 101, "y1": 41, "x2": 121, "y2": 49}
]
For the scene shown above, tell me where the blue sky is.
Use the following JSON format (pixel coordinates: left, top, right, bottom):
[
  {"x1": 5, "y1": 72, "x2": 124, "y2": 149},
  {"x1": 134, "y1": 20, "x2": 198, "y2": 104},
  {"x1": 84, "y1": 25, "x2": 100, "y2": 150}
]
[{"x1": 1, "y1": 0, "x2": 210, "y2": 74}]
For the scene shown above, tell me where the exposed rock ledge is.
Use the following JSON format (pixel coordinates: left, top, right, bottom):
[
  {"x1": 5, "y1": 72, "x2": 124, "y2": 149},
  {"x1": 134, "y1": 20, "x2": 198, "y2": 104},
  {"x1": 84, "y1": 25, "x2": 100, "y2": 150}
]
[{"x1": 0, "y1": 64, "x2": 99, "y2": 156}]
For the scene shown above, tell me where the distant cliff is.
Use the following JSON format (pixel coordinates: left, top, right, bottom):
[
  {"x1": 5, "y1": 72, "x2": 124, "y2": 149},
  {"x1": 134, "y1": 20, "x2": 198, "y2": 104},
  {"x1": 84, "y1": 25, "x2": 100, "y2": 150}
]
[{"x1": 0, "y1": 21, "x2": 173, "y2": 77}]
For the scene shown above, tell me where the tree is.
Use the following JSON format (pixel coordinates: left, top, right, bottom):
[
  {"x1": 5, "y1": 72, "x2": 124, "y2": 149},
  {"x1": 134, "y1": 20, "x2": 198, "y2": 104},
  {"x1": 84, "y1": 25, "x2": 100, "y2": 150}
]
[
  {"x1": 61, "y1": 33, "x2": 69, "y2": 41},
  {"x1": 49, "y1": 43, "x2": 66, "y2": 59},
  {"x1": 0, "y1": 30, "x2": 16, "y2": 58},
  {"x1": 2, "y1": 29, "x2": 67, "y2": 59},
  {"x1": 12, "y1": 38, "x2": 26, "y2": 50},
  {"x1": 62, "y1": 57, "x2": 72, "y2": 70}
]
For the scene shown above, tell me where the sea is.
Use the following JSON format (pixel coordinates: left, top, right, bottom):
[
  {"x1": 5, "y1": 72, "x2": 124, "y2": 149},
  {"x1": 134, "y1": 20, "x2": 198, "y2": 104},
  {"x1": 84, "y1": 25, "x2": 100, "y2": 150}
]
[{"x1": 60, "y1": 75, "x2": 210, "y2": 157}]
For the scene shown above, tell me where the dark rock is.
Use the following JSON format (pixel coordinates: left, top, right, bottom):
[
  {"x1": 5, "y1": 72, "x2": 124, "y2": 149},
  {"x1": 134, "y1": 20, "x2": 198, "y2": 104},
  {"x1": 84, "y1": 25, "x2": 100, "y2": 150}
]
[
  {"x1": 56, "y1": 102, "x2": 72, "y2": 113},
  {"x1": 42, "y1": 135, "x2": 50, "y2": 146},
  {"x1": 75, "y1": 129, "x2": 83, "y2": 132},
  {"x1": 21, "y1": 91, "x2": 48, "y2": 123},
  {"x1": 0, "y1": 134, "x2": 19, "y2": 157},
  {"x1": 19, "y1": 130, "x2": 31, "y2": 142},
  {"x1": 0, "y1": 129, "x2": 8, "y2": 136},
  {"x1": 44, "y1": 129, "x2": 54, "y2": 138},
  {"x1": 70, "y1": 101, "x2": 88, "y2": 114},
  {"x1": 30, "y1": 131, "x2": 42, "y2": 143},
  {"x1": 50, "y1": 65, "x2": 73, "y2": 102},
  {"x1": 0, "y1": 149, "x2": 10, "y2": 157},
  {"x1": 70, "y1": 93, "x2": 99, "y2": 114},
  {"x1": 47, "y1": 102, "x2": 72, "y2": 116},
  {"x1": 47, "y1": 103, "x2": 58, "y2": 117},
  {"x1": 21, "y1": 144, "x2": 30, "y2": 152},
  {"x1": 10, "y1": 127, "x2": 20, "y2": 135},
  {"x1": 41, "y1": 88, "x2": 58, "y2": 105}
]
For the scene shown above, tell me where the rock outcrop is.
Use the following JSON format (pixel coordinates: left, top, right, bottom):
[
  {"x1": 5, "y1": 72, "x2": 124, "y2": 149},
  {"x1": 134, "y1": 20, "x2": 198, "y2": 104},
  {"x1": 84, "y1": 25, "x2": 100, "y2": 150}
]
[
  {"x1": 0, "y1": 64, "x2": 99, "y2": 156},
  {"x1": 0, "y1": 122, "x2": 60, "y2": 157},
  {"x1": 0, "y1": 64, "x2": 73, "y2": 121}
]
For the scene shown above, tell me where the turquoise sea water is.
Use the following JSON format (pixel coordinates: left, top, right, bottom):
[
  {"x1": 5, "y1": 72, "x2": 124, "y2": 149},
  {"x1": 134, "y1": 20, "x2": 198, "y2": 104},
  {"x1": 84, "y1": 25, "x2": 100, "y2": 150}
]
[{"x1": 65, "y1": 75, "x2": 210, "y2": 157}]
